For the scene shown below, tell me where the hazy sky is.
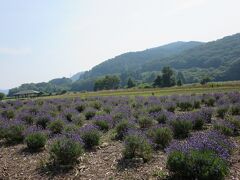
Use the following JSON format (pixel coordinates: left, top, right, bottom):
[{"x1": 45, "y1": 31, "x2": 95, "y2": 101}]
[{"x1": 1, "y1": 0, "x2": 240, "y2": 89}]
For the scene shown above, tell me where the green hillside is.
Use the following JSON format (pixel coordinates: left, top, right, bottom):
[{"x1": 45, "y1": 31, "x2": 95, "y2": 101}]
[{"x1": 9, "y1": 33, "x2": 240, "y2": 94}]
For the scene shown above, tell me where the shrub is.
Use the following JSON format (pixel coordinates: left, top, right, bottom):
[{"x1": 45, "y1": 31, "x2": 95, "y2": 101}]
[
  {"x1": 166, "y1": 131, "x2": 235, "y2": 160},
  {"x1": 205, "y1": 98, "x2": 215, "y2": 107},
  {"x1": 64, "y1": 124, "x2": 79, "y2": 133},
  {"x1": 167, "y1": 150, "x2": 229, "y2": 179},
  {"x1": 151, "y1": 127, "x2": 173, "y2": 149},
  {"x1": 72, "y1": 114, "x2": 85, "y2": 127},
  {"x1": 200, "y1": 108, "x2": 213, "y2": 123},
  {"x1": 94, "y1": 120, "x2": 109, "y2": 131},
  {"x1": 84, "y1": 109, "x2": 96, "y2": 120},
  {"x1": 1, "y1": 110, "x2": 15, "y2": 119},
  {"x1": 148, "y1": 105, "x2": 162, "y2": 114},
  {"x1": 178, "y1": 101, "x2": 193, "y2": 111},
  {"x1": 155, "y1": 113, "x2": 167, "y2": 124},
  {"x1": 81, "y1": 125, "x2": 100, "y2": 149},
  {"x1": 21, "y1": 115, "x2": 34, "y2": 125},
  {"x1": 5, "y1": 124, "x2": 25, "y2": 144},
  {"x1": 192, "y1": 115, "x2": 205, "y2": 130},
  {"x1": 171, "y1": 120, "x2": 192, "y2": 139},
  {"x1": 0, "y1": 93, "x2": 5, "y2": 101},
  {"x1": 138, "y1": 117, "x2": 154, "y2": 129},
  {"x1": 213, "y1": 120, "x2": 234, "y2": 136},
  {"x1": 50, "y1": 137, "x2": 84, "y2": 166},
  {"x1": 25, "y1": 132, "x2": 47, "y2": 151},
  {"x1": 91, "y1": 101, "x2": 102, "y2": 110},
  {"x1": 115, "y1": 120, "x2": 133, "y2": 140},
  {"x1": 193, "y1": 100, "x2": 201, "y2": 109},
  {"x1": 123, "y1": 133, "x2": 153, "y2": 162},
  {"x1": 231, "y1": 104, "x2": 240, "y2": 115},
  {"x1": 76, "y1": 104, "x2": 86, "y2": 113},
  {"x1": 217, "y1": 106, "x2": 229, "y2": 119},
  {"x1": 48, "y1": 119, "x2": 65, "y2": 134},
  {"x1": 36, "y1": 116, "x2": 51, "y2": 129}
]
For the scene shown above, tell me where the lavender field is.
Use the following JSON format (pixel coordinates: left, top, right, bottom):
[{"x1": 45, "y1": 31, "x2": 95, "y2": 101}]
[{"x1": 0, "y1": 92, "x2": 240, "y2": 179}]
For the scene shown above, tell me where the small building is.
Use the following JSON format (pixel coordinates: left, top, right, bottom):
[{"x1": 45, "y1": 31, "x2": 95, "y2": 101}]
[{"x1": 13, "y1": 90, "x2": 41, "y2": 98}]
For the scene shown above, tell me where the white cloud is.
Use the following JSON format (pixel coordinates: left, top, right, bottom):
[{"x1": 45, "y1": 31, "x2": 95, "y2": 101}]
[{"x1": 0, "y1": 47, "x2": 31, "y2": 55}]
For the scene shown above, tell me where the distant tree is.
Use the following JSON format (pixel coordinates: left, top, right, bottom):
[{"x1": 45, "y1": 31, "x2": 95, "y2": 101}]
[
  {"x1": 200, "y1": 77, "x2": 211, "y2": 85},
  {"x1": 153, "y1": 75, "x2": 163, "y2": 87},
  {"x1": 127, "y1": 78, "x2": 135, "y2": 88},
  {"x1": 0, "y1": 93, "x2": 5, "y2": 101},
  {"x1": 177, "y1": 79, "x2": 182, "y2": 86},
  {"x1": 162, "y1": 67, "x2": 176, "y2": 87},
  {"x1": 146, "y1": 72, "x2": 156, "y2": 83},
  {"x1": 94, "y1": 75, "x2": 120, "y2": 91},
  {"x1": 176, "y1": 72, "x2": 186, "y2": 84}
]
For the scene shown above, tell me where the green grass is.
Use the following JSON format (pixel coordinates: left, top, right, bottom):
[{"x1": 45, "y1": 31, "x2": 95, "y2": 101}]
[
  {"x1": 38, "y1": 81, "x2": 240, "y2": 100},
  {"x1": 4, "y1": 81, "x2": 240, "y2": 101}
]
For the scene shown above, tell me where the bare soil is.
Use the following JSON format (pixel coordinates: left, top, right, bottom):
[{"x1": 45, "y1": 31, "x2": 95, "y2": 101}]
[{"x1": 0, "y1": 139, "x2": 239, "y2": 180}]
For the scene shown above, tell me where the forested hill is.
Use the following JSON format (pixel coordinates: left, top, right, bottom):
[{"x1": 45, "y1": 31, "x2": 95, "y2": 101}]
[
  {"x1": 82, "y1": 41, "x2": 203, "y2": 79},
  {"x1": 80, "y1": 33, "x2": 240, "y2": 84},
  {"x1": 141, "y1": 33, "x2": 240, "y2": 73},
  {"x1": 8, "y1": 33, "x2": 240, "y2": 94}
]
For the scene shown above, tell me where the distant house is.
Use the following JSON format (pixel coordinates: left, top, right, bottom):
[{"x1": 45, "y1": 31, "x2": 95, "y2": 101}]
[{"x1": 13, "y1": 90, "x2": 41, "y2": 98}]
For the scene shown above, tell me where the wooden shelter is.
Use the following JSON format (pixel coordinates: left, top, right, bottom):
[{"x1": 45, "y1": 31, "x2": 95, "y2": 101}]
[{"x1": 13, "y1": 90, "x2": 41, "y2": 98}]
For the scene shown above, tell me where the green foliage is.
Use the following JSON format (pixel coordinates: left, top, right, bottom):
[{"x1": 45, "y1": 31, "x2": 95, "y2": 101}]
[
  {"x1": 177, "y1": 79, "x2": 182, "y2": 86},
  {"x1": 204, "y1": 98, "x2": 215, "y2": 107},
  {"x1": 214, "y1": 124, "x2": 234, "y2": 136},
  {"x1": 138, "y1": 117, "x2": 154, "y2": 129},
  {"x1": 177, "y1": 101, "x2": 193, "y2": 111},
  {"x1": 84, "y1": 109, "x2": 96, "y2": 120},
  {"x1": 64, "y1": 124, "x2": 79, "y2": 133},
  {"x1": 72, "y1": 114, "x2": 85, "y2": 127},
  {"x1": 171, "y1": 120, "x2": 193, "y2": 139},
  {"x1": 0, "y1": 93, "x2": 5, "y2": 101},
  {"x1": 231, "y1": 104, "x2": 240, "y2": 115},
  {"x1": 123, "y1": 134, "x2": 153, "y2": 162},
  {"x1": 50, "y1": 137, "x2": 84, "y2": 166},
  {"x1": 94, "y1": 75, "x2": 120, "y2": 91},
  {"x1": 127, "y1": 78, "x2": 135, "y2": 88},
  {"x1": 153, "y1": 67, "x2": 176, "y2": 87},
  {"x1": 36, "y1": 116, "x2": 51, "y2": 129},
  {"x1": 81, "y1": 130, "x2": 100, "y2": 149},
  {"x1": 148, "y1": 105, "x2": 162, "y2": 114},
  {"x1": 115, "y1": 120, "x2": 133, "y2": 140},
  {"x1": 167, "y1": 150, "x2": 229, "y2": 179},
  {"x1": 94, "y1": 120, "x2": 109, "y2": 131},
  {"x1": 1, "y1": 110, "x2": 15, "y2": 119},
  {"x1": 193, "y1": 117, "x2": 205, "y2": 130},
  {"x1": 5, "y1": 125, "x2": 25, "y2": 144},
  {"x1": 8, "y1": 78, "x2": 72, "y2": 96},
  {"x1": 201, "y1": 77, "x2": 211, "y2": 85},
  {"x1": 153, "y1": 75, "x2": 163, "y2": 87},
  {"x1": 25, "y1": 132, "x2": 47, "y2": 151},
  {"x1": 217, "y1": 106, "x2": 229, "y2": 118},
  {"x1": 75, "y1": 104, "x2": 86, "y2": 113},
  {"x1": 48, "y1": 120, "x2": 65, "y2": 134},
  {"x1": 162, "y1": 67, "x2": 176, "y2": 87},
  {"x1": 22, "y1": 115, "x2": 34, "y2": 125},
  {"x1": 151, "y1": 127, "x2": 173, "y2": 149}
]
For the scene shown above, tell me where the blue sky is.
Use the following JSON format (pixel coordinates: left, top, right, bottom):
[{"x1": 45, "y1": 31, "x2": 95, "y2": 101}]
[{"x1": 1, "y1": 0, "x2": 240, "y2": 89}]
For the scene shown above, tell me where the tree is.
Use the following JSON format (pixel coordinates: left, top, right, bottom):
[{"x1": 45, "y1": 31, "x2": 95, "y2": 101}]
[
  {"x1": 94, "y1": 75, "x2": 120, "y2": 91},
  {"x1": 153, "y1": 75, "x2": 163, "y2": 87},
  {"x1": 177, "y1": 79, "x2": 182, "y2": 86},
  {"x1": 127, "y1": 78, "x2": 135, "y2": 88},
  {"x1": 0, "y1": 93, "x2": 5, "y2": 101},
  {"x1": 176, "y1": 72, "x2": 186, "y2": 84},
  {"x1": 162, "y1": 67, "x2": 176, "y2": 87},
  {"x1": 200, "y1": 77, "x2": 211, "y2": 85}
]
